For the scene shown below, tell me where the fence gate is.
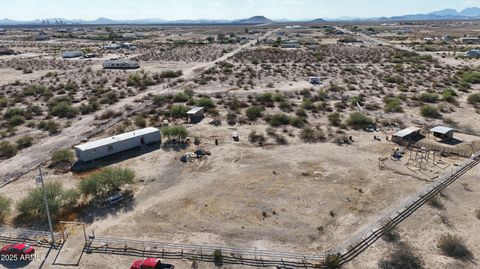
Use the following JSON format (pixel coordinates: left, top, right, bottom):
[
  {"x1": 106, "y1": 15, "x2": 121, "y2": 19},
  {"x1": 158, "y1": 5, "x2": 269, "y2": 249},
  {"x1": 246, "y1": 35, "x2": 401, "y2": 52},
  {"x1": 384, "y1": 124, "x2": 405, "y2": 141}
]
[{"x1": 53, "y1": 221, "x2": 87, "y2": 266}]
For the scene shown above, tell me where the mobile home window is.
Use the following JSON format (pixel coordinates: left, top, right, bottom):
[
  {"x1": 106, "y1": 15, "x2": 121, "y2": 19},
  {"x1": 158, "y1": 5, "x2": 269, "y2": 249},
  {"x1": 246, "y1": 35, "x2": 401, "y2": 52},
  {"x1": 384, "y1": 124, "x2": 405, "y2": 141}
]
[{"x1": 108, "y1": 145, "x2": 113, "y2": 152}]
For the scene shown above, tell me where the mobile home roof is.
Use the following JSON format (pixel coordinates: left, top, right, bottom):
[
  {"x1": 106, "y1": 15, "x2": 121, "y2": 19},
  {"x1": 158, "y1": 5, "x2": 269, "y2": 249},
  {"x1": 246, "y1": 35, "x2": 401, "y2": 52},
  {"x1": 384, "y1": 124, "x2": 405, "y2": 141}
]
[{"x1": 75, "y1": 127, "x2": 159, "y2": 151}]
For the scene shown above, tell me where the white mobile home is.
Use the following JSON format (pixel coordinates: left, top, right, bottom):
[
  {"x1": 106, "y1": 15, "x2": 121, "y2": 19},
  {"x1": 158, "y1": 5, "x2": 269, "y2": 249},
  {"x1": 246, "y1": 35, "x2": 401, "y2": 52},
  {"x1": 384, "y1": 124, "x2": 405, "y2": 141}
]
[
  {"x1": 308, "y1": 76, "x2": 321, "y2": 85},
  {"x1": 63, "y1": 51, "x2": 84, "y2": 58},
  {"x1": 103, "y1": 59, "x2": 139, "y2": 69},
  {"x1": 74, "y1": 127, "x2": 161, "y2": 162}
]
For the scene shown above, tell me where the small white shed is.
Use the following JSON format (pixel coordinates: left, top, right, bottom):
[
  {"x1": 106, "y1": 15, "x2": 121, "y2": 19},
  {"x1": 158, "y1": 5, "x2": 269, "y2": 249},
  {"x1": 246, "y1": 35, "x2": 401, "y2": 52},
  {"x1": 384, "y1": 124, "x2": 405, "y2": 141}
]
[
  {"x1": 74, "y1": 127, "x2": 160, "y2": 162},
  {"x1": 308, "y1": 76, "x2": 321, "y2": 85}
]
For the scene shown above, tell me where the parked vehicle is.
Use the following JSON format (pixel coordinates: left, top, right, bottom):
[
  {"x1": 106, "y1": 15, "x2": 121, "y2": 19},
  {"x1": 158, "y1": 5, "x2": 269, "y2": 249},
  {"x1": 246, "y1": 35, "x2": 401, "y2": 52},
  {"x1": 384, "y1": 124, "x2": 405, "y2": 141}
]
[
  {"x1": 0, "y1": 243, "x2": 35, "y2": 258},
  {"x1": 130, "y1": 258, "x2": 175, "y2": 269}
]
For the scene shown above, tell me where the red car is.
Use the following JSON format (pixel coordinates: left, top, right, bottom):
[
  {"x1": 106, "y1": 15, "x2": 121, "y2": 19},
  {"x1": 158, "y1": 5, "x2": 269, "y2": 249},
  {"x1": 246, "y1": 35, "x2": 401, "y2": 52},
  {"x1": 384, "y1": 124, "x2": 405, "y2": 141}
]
[
  {"x1": 0, "y1": 243, "x2": 35, "y2": 258},
  {"x1": 130, "y1": 258, "x2": 175, "y2": 269}
]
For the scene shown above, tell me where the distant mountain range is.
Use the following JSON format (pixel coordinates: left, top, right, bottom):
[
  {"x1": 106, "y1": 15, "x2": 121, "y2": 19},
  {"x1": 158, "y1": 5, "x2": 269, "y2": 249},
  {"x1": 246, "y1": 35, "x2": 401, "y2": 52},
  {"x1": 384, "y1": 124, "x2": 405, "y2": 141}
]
[{"x1": 1, "y1": 7, "x2": 480, "y2": 26}]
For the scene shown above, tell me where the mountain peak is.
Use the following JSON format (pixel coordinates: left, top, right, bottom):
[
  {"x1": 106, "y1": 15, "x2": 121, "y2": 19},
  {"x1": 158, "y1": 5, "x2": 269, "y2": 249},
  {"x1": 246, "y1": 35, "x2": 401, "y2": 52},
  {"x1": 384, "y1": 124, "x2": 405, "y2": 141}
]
[{"x1": 237, "y1": 16, "x2": 273, "y2": 24}]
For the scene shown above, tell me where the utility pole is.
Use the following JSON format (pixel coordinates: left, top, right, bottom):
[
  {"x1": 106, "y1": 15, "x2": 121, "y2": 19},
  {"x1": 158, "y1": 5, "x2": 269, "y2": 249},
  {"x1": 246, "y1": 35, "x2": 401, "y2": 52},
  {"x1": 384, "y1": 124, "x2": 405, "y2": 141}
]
[{"x1": 36, "y1": 166, "x2": 55, "y2": 245}]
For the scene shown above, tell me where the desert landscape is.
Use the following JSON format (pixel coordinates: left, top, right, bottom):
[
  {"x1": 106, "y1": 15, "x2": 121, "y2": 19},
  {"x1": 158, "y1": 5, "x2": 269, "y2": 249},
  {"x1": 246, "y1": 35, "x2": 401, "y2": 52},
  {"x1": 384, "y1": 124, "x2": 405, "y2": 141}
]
[{"x1": 1, "y1": 5, "x2": 480, "y2": 269}]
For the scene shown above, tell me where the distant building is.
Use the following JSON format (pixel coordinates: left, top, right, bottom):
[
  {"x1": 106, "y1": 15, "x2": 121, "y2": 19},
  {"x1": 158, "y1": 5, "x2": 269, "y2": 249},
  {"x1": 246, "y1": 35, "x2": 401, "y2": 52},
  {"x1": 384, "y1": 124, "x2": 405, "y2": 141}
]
[
  {"x1": 0, "y1": 46, "x2": 14, "y2": 56},
  {"x1": 430, "y1": 126, "x2": 454, "y2": 140},
  {"x1": 34, "y1": 32, "x2": 50, "y2": 41},
  {"x1": 392, "y1": 127, "x2": 422, "y2": 145},
  {"x1": 104, "y1": 44, "x2": 121, "y2": 50},
  {"x1": 441, "y1": 35, "x2": 453, "y2": 42},
  {"x1": 465, "y1": 49, "x2": 480, "y2": 58},
  {"x1": 281, "y1": 40, "x2": 300, "y2": 48},
  {"x1": 308, "y1": 76, "x2": 321, "y2": 85},
  {"x1": 74, "y1": 127, "x2": 161, "y2": 162},
  {"x1": 62, "y1": 51, "x2": 84, "y2": 58},
  {"x1": 460, "y1": 37, "x2": 480, "y2": 44},
  {"x1": 187, "y1": 107, "x2": 205, "y2": 123},
  {"x1": 103, "y1": 59, "x2": 139, "y2": 69}
]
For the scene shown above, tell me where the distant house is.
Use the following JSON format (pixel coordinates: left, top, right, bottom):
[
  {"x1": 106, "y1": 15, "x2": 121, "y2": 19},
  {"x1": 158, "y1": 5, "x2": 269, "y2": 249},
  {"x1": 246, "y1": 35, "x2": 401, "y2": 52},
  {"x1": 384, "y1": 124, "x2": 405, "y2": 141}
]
[
  {"x1": 460, "y1": 37, "x2": 480, "y2": 44},
  {"x1": 34, "y1": 32, "x2": 50, "y2": 41},
  {"x1": 62, "y1": 51, "x2": 84, "y2": 58},
  {"x1": 465, "y1": 49, "x2": 480, "y2": 58},
  {"x1": 0, "y1": 46, "x2": 14, "y2": 56},
  {"x1": 103, "y1": 59, "x2": 139, "y2": 69},
  {"x1": 104, "y1": 44, "x2": 121, "y2": 50},
  {"x1": 187, "y1": 107, "x2": 205, "y2": 123},
  {"x1": 392, "y1": 127, "x2": 422, "y2": 145},
  {"x1": 430, "y1": 126, "x2": 454, "y2": 140},
  {"x1": 308, "y1": 76, "x2": 321, "y2": 85},
  {"x1": 441, "y1": 35, "x2": 453, "y2": 43},
  {"x1": 281, "y1": 40, "x2": 300, "y2": 48}
]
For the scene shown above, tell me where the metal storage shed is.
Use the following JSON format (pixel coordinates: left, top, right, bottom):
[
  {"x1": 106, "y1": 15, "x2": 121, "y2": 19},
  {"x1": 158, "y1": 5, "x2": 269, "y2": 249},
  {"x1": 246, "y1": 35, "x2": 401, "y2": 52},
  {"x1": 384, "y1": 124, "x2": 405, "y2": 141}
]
[
  {"x1": 103, "y1": 59, "x2": 139, "y2": 69},
  {"x1": 187, "y1": 107, "x2": 204, "y2": 123},
  {"x1": 74, "y1": 127, "x2": 160, "y2": 162},
  {"x1": 392, "y1": 127, "x2": 422, "y2": 144},
  {"x1": 430, "y1": 126, "x2": 454, "y2": 140}
]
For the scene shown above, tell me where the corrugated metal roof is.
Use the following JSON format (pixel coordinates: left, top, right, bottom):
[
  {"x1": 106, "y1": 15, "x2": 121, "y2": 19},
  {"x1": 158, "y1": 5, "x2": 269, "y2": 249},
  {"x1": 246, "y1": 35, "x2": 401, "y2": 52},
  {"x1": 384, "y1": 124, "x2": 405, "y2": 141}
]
[
  {"x1": 393, "y1": 127, "x2": 421, "y2": 138},
  {"x1": 75, "y1": 127, "x2": 159, "y2": 151},
  {"x1": 187, "y1": 106, "x2": 204, "y2": 114},
  {"x1": 430, "y1": 126, "x2": 454, "y2": 134}
]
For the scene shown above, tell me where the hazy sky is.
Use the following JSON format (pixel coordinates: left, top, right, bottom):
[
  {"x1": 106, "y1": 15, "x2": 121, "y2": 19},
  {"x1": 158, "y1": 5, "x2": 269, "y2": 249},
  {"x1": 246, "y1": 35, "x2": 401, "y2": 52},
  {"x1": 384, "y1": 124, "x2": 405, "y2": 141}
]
[{"x1": 2, "y1": 0, "x2": 480, "y2": 20}]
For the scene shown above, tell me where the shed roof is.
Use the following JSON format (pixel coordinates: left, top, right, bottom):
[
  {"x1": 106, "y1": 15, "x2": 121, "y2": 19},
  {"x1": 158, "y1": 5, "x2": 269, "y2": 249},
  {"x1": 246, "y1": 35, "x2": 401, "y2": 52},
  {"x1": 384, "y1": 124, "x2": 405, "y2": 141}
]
[
  {"x1": 430, "y1": 126, "x2": 454, "y2": 134},
  {"x1": 187, "y1": 106, "x2": 204, "y2": 114},
  {"x1": 74, "y1": 127, "x2": 159, "y2": 151},
  {"x1": 393, "y1": 127, "x2": 421, "y2": 138}
]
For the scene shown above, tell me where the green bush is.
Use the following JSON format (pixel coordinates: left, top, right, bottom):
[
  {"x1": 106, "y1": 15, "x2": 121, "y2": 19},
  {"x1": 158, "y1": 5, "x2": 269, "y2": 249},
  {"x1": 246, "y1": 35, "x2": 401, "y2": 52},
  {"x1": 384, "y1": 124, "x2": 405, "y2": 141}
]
[
  {"x1": 173, "y1": 92, "x2": 190, "y2": 103},
  {"x1": 16, "y1": 135, "x2": 33, "y2": 149},
  {"x1": 461, "y1": 71, "x2": 480, "y2": 84},
  {"x1": 0, "y1": 195, "x2": 12, "y2": 224},
  {"x1": 8, "y1": 114, "x2": 25, "y2": 126},
  {"x1": 245, "y1": 106, "x2": 264, "y2": 120},
  {"x1": 267, "y1": 113, "x2": 291, "y2": 127},
  {"x1": 323, "y1": 254, "x2": 342, "y2": 269},
  {"x1": 161, "y1": 125, "x2": 189, "y2": 140},
  {"x1": 170, "y1": 104, "x2": 190, "y2": 119},
  {"x1": 328, "y1": 112, "x2": 342, "y2": 126},
  {"x1": 384, "y1": 97, "x2": 403, "y2": 113},
  {"x1": 160, "y1": 70, "x2": 182, "y2": 79},
  {"x1": 347, "y1": 112, "x2": 374, "y2": 129},
  {"x1": 134, "y1": 115, "x2": 147, "y2": 128},
  {"x1": 420, "y1": 105, "x2": 441, "y2": 118},
  {"x1": 0, "y1": 141, "x2": 18, "y2": 159},
  {"x1": 194, "y1": 97, "x2": 215, "y2": 108},
  {"x1": 255, "y1": 93, "x2": 273, "y2": 104},
  {"x1": 379, "y1": 243, "x2": 424, "y2": 269},
  {"x1": 50, "y1": 101, "x2": 77, "y2": 118},
  {"x1": 213, "y1": 249, "x2": 223, "y2": 266},
  {"x1": 438, "y1": 234, "x2": 474, "y2": 261},
  {"x1": 38, "y1": 120, "x2": 60, "y2": 134},
  {"x1": 79, "y1": 167, "x2": 135, "y2": 200},
  {"x1": 51, "y1": 149, "x2": 75, "y2": 166},
  {"x1": 17, "y1": 182, "x2": 75, "y2": 221},
  {"x1": 300, "y1": 127, "x2": 326, "y2": 143},
  {"x1": 442, "y1": 89, "x2": 457, "y2": 104},
  {"x1": 419, "y1": 92, "x2": 439, "y2": 103},
  {"x1": 289, "y1": 116, "x2": 305, "y2": 128},
  {"x1": 468, "y1": 93, "x2": 480, "y2": 106}
]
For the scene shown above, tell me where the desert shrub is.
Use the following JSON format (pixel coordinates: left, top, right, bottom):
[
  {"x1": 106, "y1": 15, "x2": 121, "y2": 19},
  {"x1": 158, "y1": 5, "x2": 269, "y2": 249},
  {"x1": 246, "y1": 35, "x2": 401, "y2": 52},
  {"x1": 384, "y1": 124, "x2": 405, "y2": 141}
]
[
  {"x1": 442, "y1": 89, "x2": 457, "y2": 104},
  {"x1": 438, "y1": 234, "x2": 473, "y2": 261},
  {"x1": 427, "y1": 196, "x2": 444, "y2": 210},
  {"x1": 134, "y1": 115, "x2": 147, "y2": 128},
  {"x1": 194, "y1": 97, "x2": 215, "y2": 108},
  {"x1": 160, "y1": 70, "x2": 182, "y2": 79},
  {"x1": 300, "y1": 127, "x2": 326, "y2": 143},
  {"x1": 3, "y1": 107, "x2": 25, "y2": 119},
  {"x1": 245, "y1": 106, "x2": 264, "y2": 120},
  {"x1": 323, "y1": 254, "x2": 342, "y2": 269},
  {"x1": 50, "y1": 101, "x2": 77, "y2": 118},
  {"x1": 16, "y1": 135, "x2": 33, "y2": 149},
  {"x1": 173, "y1": 92, "x2": 190, "y2": 103},
  {"x1": 419, "y1": 92, "x2": 439, "y2": 103},
  {"x1": 17, "y1": 182, "x2": 75, "y2": 221},
  {"x1": 347, "y1": 112, "x2": 374, "y2": 129},
  {"x1": 255, "y1": 93, "x2": 273, "y2": 104},
  {"x1": 420, "y1": 105, "x2": 441, "y2": 118},
  {"x1": 468, "y1": 93, "x2": 480, "y2": 106},
  {"x1": 267, "y1": 113, "x2": 291, "y2": 127},
  {"x1": 8, "y1": 114, "x2": 25, "y2": 126},
  {"x1": 289, "y1": 116, "x2": 305, "y2": 128},
  {"x1": 161, "y1": 125, "x2": 188, "y2": 140},
  {"x1": 213, "y1": 249, "x2": 223, "y2": 266},
  {"x1": 0, "y1": 141, "x2": 18, "y2": 159},
  {"x1": 79, "y1": 167, "x2": 135, "y2": 200},
  {"x1": 51, "y1": 149, "x2": 75, "y2": 166},
  {"x1": 0, "y1": 97, "x2": 7, "y2": 108},
  {"x1": 385, "y1": 75, "x2": 404, "y2": 84},
  {"x1": 328, "y1": 112, "x2": 342, "y2": 126},
  {"x1": 248, "y1": 130, "x2": 266, "y2": 144},
  {"x1": 38, "y1": 120, "x2": 60, "y2": 134},
  {"x1": 384, "y1": 97, "x2": 403, "y2": 113},
  {"x1": 152, "y1": 95, "x2": 170, "y2": 106},
  {"x1": 0, "y1": 195, "x2": 12, "y2": 224},
  {"x1": 461, "y1": 71, "x2": 480, "y2": 84},
  {"x1": 170, "y1": 104, "x2": 190, "y2": 118},
  {"x1": 379, "y1": 243, "x2": 424, "y2": 269}
]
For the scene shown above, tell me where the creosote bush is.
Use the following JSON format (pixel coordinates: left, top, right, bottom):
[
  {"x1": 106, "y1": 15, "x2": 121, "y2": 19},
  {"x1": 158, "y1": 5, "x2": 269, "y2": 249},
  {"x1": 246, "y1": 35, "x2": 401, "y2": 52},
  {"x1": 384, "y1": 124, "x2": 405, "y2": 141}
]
[
  {"x1": 347, "y1": 112, "x2": 374, "y2": 129},
  {"x1": 79, "y1": 167, "x2": 135, "y2": 200},
  {"x1": 0, "y1": 195, "x2": 12, "y2": 224},
  {"x1": 420, "y1": 105, "x2": 441, "y2": 119},
  {"x1": 51, "y1": 148, "x2": 75, "y2": 166},
  {"x1": 0, "y1": 141, "x2": 18, "y2": 159},
  {"x1": 438, "y1": 234, "x2": 474, "y2": 261},
  {"x1": 379, "y1": 243, "x2": 424, "y2": 269}
]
